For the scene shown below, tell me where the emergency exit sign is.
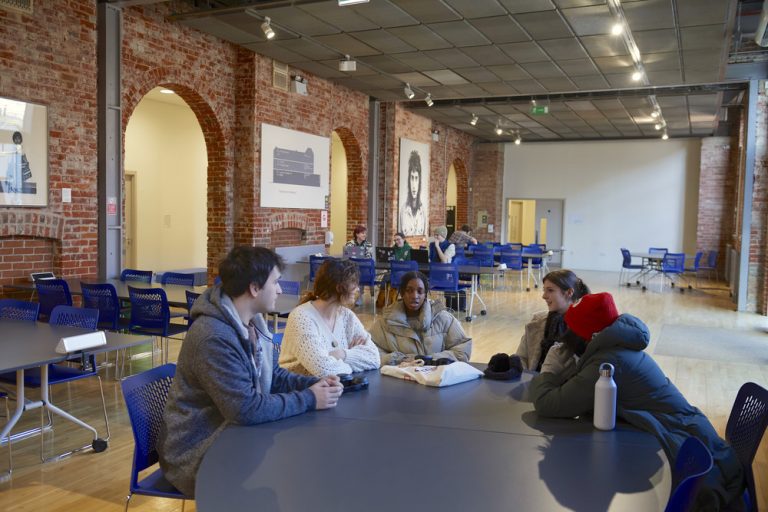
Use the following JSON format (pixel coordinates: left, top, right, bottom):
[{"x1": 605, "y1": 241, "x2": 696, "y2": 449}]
[{"x1": 530, "y1": 105, "x2": 549, "y2": 115}]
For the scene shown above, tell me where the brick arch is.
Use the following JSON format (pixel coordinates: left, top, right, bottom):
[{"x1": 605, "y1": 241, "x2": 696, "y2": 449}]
[
  {"x1": 333, "y1": 127, "x2": 365, "y2": 242},
  {"x1": 452, "y1": 158, "x2": 470, "y2": 227},
  {"x1": 123, "y1": 70, "x2": 232, "y2": 280}
]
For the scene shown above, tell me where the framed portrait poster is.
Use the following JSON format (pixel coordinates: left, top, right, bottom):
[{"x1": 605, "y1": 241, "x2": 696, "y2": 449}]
[
  {"x1": 398, "y1": 138, "x2": 430, "y2": 237},
  {"x1": 260, "y1": 123, "x2": 330, "y2": 209},
  {"x1": 0, "y1": 96, "x2": 48, "y2": 207}
]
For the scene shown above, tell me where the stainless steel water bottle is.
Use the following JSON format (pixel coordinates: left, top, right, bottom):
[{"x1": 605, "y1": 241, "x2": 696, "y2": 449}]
[{"x1": 594, "y1": 362, "x2": 617, "y2": 430}]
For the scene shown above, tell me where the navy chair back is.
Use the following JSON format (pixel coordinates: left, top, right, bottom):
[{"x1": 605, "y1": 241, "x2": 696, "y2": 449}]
[
  {"x1": 429, "y1": 263, "x2": 459, "y2": 293},
  {"x1": 128, "y1": 286, "x2": 171, "y2": 335},
  {"x1": 159, "y1": 272, "x2": 195, "y2": 287},
  {"x1": 35, "y1": 278, "x2": 73, "y2": 321},
  {"x1": 664, "y1": 436, "x2": 714, "y2": 512},
  {"x1": 277, "y1": 280, "x2": 301, "y2": 296},
  {"x1": 706, "y1": 250, "x2": 718, "y2": 269},
  {"x1": 351, "y1": 258, "x2": 377, "y2": 288},
  {"x1": 309, "y1": 255, "x2": 332, "y2": 285},
  {"x1": 523, "y1": 245, "x2": 543, "y2": 267},
  {"x1": 121, "y1": 363, "x2": 187, "y2": 501},
  {"x1": 662, "y1": 253, "x2": 685, "y2": 274},
  {"x1": 185, "y1": 290, "x2": 201, "y2": 327},
  {"x1": 49, "y1": 305, "x2": 99, "y2": 330},
  {"x1": 470, "y1": 245, "x2": 494, "y2": 267},
  {"x1": 390, "y1": 260, "x2": 418, "y2": 289},
  {"x1": 121, "y1": 269, "x2": 153, "y2": 284},
  {"x1": 500, "y1": 247, "x2": 523, "y2": 270},
  {"x1": 725, "y1": 382, "x2": 768, "y2": 511},
  {"x1": 0, "y1": 299, "x2": 40, "y2": 322},
  {"x1": 649, "y1": 247, "x2": 668, "y2": 258},
  {"x1": 80, "y1": 282, "x2": 121, "y2": 330}
]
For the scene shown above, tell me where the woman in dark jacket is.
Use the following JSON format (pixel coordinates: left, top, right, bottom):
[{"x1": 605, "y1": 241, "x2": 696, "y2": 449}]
[{"x1": 531, "y1": 293, "x2": 744, "y2": 511}]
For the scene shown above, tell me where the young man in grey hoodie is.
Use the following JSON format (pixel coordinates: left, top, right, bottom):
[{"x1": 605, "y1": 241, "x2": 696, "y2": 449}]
[{"x1": 158, "y1": 246, "x2": 344, "y2": 497}]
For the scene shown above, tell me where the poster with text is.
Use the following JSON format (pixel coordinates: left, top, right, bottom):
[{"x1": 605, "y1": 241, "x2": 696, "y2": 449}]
[
  {"x1": 398, "y1": 138, "x2": 430, "y2": 237},
  {"x1": 0, "y1": 97, "x2": 48, "y2": 207},
  {"x1": 260, "y1": 123, "x2": 329, "y2": 209}
]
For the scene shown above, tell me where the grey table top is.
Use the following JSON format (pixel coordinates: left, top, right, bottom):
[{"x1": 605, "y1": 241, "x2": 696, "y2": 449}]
[
  {"x1": 0, "y1": 320, "x2": 152, "y2": 373},
  {"x1": 196, "y1": 370, "x2": 669, "y2": 512}
]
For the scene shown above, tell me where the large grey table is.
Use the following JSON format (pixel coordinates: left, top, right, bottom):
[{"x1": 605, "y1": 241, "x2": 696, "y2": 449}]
[
  {"x1": 196, "y1": 371, "x2": 670, "y2": 512},
  {"x1": 0, "y1": 320, "x2": 152, "y2": 453}
]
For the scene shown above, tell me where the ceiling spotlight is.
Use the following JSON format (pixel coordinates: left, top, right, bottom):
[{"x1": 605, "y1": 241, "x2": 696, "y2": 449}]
[
  {"x1": 650, "y1": 110, "x2": 659, "y2": 118},
  {"x1": 403, "y1": 83, "x2": 415, "y2": 100},
  {"x1": 611, "y1": 23, "x2": 623, "y2": 36},
  {"x1": 424, "y1": 94, "x2": 433, "y2": 107},
  {"x1": 470, "y1": 114, "x2": 478, "y2": 126},
  {"x1": 662, "y1": 131, "x2": 669, "y2": 140},
  {"x1": 514, "y1": 133, "x2": 522, "y2": 145},
  {"x1": 159, "y1": 89, "x2": 174, "y2": 94},
  {"x1": 654, "y1": 122, "x2": 662, "y2": 130},
  {"x1": 339, "y1": 55, "x2": 356, "y2": 72},
  {"x1": 261, "y1": 16, "x2": 275, "y2": 40},
  {"x1": 531, "y1": 99, "x2": 537, "y2": 106},
  {"x1": 495, "y1": 125, "x2": 503, "y2": 136},
  {"x1": 631, "y1": 70, "x2": 642, "y2": 81}
]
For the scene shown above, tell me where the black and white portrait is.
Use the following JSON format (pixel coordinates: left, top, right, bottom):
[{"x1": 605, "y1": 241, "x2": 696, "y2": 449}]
[
  {"x1": 398, "y1": 138, "x2": 429, "y2": 237},
  {"x1": 0, "y1": 97, "x2": 48, "y2": 206}
]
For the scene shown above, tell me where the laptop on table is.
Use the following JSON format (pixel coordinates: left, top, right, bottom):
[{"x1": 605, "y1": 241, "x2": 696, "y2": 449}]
[
  {"x1": 343, "y1": 245, "x2": 370, "y2": 259},
  {"x1": 410, "y1": 248, "x2": 430, "y2": 264},
  {"x1": 376, "y1": 246, "x2": 395, "y2": 263}
]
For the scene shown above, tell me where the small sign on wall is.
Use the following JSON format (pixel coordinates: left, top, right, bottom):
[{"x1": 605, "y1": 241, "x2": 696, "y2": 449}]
[
  {"x1": 107, "y1": 197, "x2": 117, "y2": 216},
  {"x1": 321, "y1": 210, "x2": 328, "y2": 228}
]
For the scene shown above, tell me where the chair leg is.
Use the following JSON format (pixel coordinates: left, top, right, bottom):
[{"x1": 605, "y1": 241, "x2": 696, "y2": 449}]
[
  {"x1": 124, "y1": 493, "x2": 133, "y2": 512},
  {"x1": 1, "y1": 395, "x2": 11, "y2": 480}
]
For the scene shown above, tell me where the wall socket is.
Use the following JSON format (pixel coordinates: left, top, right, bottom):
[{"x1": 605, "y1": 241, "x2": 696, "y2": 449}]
[{"x1": 62, "y1": 188, "x2": 71, "y2": 203}]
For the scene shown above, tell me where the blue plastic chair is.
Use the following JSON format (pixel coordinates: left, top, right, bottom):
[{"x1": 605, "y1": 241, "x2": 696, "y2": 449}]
[
  {"x1": 81, "y1": 282, "x2": 126, "y2": 331},
  {"x1": 725, "y1": 382, "x2": 768, "y2": 512},
  {"x1": 683, "y1": 251, "x2": 703, "y2": 289},
  {"x1": 698, "y1": 250, "x2": 719, "y2": 281},
  {"x1": 619, "y1": 248, "x2": 645, "y2": 286},
  {"x1": 661, "y1": 253, "x2": 688, "y2": 292},
  {"x1": 385, "y1": 260, "x2": 418, "y2": 307},
  {"x1": 278, "y1": 280, "x2": 301, "y2": 296},
  {"x1": 308, "y1": 255, "x2": 332, "y2": 291},
  {"x1": 500, "y1": 246, "x2": 524, "y2": 291},
  {"x1": 121, "y1": 363, "x2": 189, "y2": 510},
  {"x1": 121, "y1": 269, "x2": 153, "y2": 283},
  {"x1": 159, "y1": 272, "x2": 195, "y2": 287},
  {"x1": 128, "y1": 286, "x2": 189, "y2": 365},
  {"x1": 35, "y1": 279, "x2": 73, "y2": 322},
  {"x1": 184, "y1": 290, "x2": 201, "y2": 327},
  {"x1": 429, "y1": 262, "x2": 460, "y2": 313},
  {"x1": 468, "y1": 244, "x2": 497, "y2": 288},
  {"x1": 664, "y1": 436, "x2": 714, "y2": 512},
  {"x1": 351, "y1": 258, "x2": 380, "y2": 314},
  {"x1": 0, "y1": 299, "x2": 40, "y2": 321}
]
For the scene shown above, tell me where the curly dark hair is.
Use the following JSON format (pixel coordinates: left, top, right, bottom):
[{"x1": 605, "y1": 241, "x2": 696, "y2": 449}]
[
  {"x1": 301, "y1": 259, "x2": 360, "y2": 304},
  {"x1": 398, "y1": 270, "x2": 430, "y2": 297}
]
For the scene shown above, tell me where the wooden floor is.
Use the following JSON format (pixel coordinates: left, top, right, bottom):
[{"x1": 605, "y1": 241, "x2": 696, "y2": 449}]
[{"x1": 1, "y1": 270, "x2": 766, "y2": 511}]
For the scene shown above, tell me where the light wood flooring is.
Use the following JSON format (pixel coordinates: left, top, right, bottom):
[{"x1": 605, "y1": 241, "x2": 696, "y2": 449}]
[{"x1": 1, "y1": 270, "x2": 766, "y2": 511}]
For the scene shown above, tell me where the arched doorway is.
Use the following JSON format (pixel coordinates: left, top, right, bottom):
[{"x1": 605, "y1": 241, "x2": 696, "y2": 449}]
[
  {"x1": 446, "y1": 163, "x2": 457, "y2": 237},
  {"x1": 331, "y1": 127, "x2": 365, "y2": 251},
  {"x1": 329, "y1": 131, "x2": 348, "y2": 255},
  {"x1": 124, "y1": 87, "x2": 207, "y2": 271}
]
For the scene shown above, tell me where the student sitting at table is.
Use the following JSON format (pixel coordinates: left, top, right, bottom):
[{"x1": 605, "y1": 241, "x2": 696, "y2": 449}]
[
  {"x1": 429, "y1": 225, "x2": 455, "y2": 263},
  {"x1": 280, "y1": 259, "x2": 380, "y2": 377},
  {"x1": 392, "y1": 231, "x2": 412, "y2": 261},
  {"x1": 158, "y1": 246, "x2": 343, "y2": 497},
  {"x1": 370, "y1": 271, "x2": 471, "y2": 365},
  {"x1": 530, "y1": 292, "x2": 745, "y2": 510},
  {"x1": 515, "y1": 269, "x2": 590, "y2": 372},
  {"x1": 448, "y1": 224, "x2": 478, "y2": 248},
  {"x1": 344, "y1": 224, "x2": 373, "y2": 259}
]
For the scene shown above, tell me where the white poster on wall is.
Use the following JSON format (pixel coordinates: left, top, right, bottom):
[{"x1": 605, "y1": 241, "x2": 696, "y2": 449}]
[
  {"x1": 260, "y1": 123, "x2": 330, "y2": 209},
  {"x1": 398, "y1": 138, "x2": 430, "y2": 237}
]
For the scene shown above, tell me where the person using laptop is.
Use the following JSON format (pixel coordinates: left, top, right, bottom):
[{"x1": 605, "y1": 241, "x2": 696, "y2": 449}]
[
  {"x1": 392, "y1": 231, "x2": 412, "y2": 261},
  {"x1": 345, "y1": 225, "x2": 373, "y2": 306},
  {"x1": 429, "y1": 225, "x2": 455, "y2": 263},
  {"x1": 344, "y1": 224, "x2": 373, "y2": 259},
  {"x1": 448, "y1": 224, "x2": 478, "y2": 248}
]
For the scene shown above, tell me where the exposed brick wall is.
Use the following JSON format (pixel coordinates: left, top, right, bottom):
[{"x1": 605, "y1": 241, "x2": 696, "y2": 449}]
[
  {"x1": 121, "y1": 5, "x2": 238, "y2": 280},
  {"x1": 0, "y1": 1, "x2": 98, "y2": 287},
  {"x1": 752, "y1": 89, "x2": 768, "y2": 313},
  {"x1": 472, "y1": 144, "x2": 505, "y2": 243},
  {"x1": 697, "y1": 136, "x2": 737, "y2": 277},
  {"x1": 429, "y1": 122, "x2": 475, "y2": 233}
]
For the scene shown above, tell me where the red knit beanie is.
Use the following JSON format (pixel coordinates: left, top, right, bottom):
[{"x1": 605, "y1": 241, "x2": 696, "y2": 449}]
[{"x1": 564, "y1": 292, "x2": 619, "y2": 341}]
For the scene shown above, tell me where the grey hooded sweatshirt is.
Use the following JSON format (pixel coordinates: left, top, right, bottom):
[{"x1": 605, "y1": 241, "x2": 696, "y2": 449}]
[{"x1": 158, "y1": 285, "x2": 318, "y2": 497}]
